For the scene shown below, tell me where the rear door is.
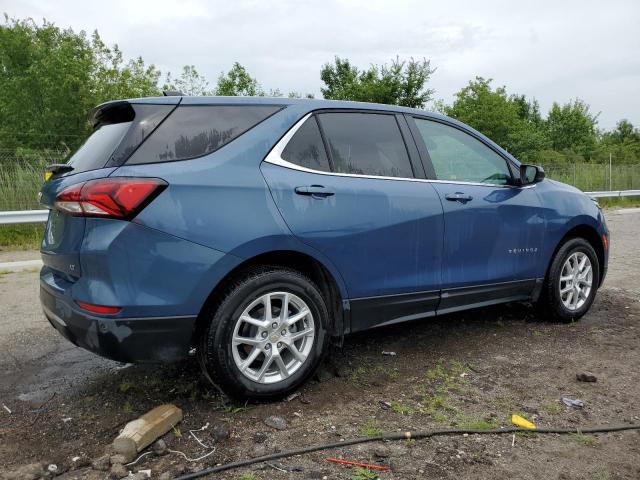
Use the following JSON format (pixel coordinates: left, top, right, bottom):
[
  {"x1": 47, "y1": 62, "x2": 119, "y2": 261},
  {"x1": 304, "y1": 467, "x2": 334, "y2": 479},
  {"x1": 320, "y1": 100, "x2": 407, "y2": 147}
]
[
  {"x1": 408, "y1": 116, "x2": 545, "y2": 313},
  {"x1": 261, "y1": 111, "x2": 444, "y2": 332}
]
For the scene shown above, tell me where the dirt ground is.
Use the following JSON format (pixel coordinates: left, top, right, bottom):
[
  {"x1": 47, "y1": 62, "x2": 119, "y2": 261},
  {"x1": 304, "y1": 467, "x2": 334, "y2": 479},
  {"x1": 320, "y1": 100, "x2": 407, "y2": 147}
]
[{"x1": 1, "y1": 209, "x2": 639, "y2": 480}]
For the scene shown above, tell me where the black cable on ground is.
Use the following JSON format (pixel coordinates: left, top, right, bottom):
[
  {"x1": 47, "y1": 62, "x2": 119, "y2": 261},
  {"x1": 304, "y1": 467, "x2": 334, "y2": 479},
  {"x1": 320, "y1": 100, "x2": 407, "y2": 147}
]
[{"x1": 174, "y1": 424, "x2": 640, "y2": 480}]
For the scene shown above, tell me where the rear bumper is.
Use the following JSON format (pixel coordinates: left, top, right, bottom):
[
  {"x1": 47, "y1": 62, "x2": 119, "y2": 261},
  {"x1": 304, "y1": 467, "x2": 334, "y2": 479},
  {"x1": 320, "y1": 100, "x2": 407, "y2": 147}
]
[{"x1": 40, "y1": 282, "x2": 196, "y2": 363}]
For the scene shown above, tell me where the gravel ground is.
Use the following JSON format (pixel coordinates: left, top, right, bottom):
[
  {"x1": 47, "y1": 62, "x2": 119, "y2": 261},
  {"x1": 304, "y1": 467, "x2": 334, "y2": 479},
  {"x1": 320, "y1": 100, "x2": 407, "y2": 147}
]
[{"x1": 0, "y1": 208, "x2": 639, "y2": 479}]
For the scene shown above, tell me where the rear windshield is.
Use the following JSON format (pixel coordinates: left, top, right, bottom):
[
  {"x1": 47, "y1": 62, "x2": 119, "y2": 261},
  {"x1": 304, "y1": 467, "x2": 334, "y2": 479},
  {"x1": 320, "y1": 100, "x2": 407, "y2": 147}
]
[
  {"x1": 67, "y1": 122, "x2": 131, "y2": 173},
  {"x1": 126, "y1": 105, "x2": 281, "y2": 164}
]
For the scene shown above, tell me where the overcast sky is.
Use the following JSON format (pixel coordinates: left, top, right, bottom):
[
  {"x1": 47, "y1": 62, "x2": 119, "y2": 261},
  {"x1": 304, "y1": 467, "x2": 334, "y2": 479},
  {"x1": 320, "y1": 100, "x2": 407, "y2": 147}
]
[{"x1": 4, "y1": 0, "x2": 640, "y2": 129}]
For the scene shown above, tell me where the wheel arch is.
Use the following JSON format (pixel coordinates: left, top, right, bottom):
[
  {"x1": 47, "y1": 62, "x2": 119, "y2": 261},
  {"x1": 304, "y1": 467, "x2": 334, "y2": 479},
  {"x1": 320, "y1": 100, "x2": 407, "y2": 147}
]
[
  {"x1": 547, "y1": 223, "x2": 606, "y2": 287},
  {"x1": 195, "y1": 249, "x2": 348, "y2": 342}
]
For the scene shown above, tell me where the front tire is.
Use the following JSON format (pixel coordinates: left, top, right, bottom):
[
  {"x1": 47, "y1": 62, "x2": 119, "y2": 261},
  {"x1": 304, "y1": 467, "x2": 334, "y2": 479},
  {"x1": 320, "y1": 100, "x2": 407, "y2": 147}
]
[
  {"x1": 198, "y1": 267, "x2": 328, "y2": 400},
  {"x1": 538, "y1": 237, "x2": 600, "y2": 322}
]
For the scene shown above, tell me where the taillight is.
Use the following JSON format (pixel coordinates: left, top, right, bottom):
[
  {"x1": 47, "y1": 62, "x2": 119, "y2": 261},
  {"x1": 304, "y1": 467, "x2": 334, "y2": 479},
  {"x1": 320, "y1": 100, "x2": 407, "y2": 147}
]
[{"x1": 54, "y1": 177, "x2": 167, "y2": 219}]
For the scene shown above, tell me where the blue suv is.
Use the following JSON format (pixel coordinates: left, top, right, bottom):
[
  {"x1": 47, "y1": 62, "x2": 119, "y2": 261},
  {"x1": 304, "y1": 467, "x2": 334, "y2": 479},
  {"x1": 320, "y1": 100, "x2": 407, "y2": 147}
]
[{"x1": 39, "y1": 96, "x2": 609, "y2": 399}]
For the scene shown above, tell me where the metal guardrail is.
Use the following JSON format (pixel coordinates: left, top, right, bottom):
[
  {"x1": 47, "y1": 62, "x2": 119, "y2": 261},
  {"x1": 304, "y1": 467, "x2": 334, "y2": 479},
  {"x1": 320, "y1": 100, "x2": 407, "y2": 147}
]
[
  {"x1": 585, "y1": 190, "x2": 640, "y2": 198},
  {"x1": 0, "y1": 209, "x2": 49, "y2": 225},
  {"x1": 0, "y1": 190, "x2": 639, "y2": 226}
]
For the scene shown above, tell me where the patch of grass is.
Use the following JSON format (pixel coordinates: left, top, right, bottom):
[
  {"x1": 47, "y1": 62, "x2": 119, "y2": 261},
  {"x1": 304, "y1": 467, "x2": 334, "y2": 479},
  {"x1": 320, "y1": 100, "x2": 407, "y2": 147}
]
[
  {"x1": 390, "y1": 401, "x2": 415, "y2": 415},
  {"x1": 359, "y1": 420, "x2": 383, "y2": 437},
  {"x1": 350, "y1": 363, "x2": 399, "y2": 386},
  {"x1": 239, "y1": 474, "x2": 259, "y2": 480},
  {"x1": 571, "y1": 432, "x2": 599, "y2": 447},
  {"x1": 542, "y1": 401, "x2": 562, "y2": 415},
  {"x1": 599, "y1": 196, "x2": 640, "y2": 209},
  {"x1": 420, "y1": 393, "x2": 457, "y2": 421},
  {"x1": 456, "y1": 415, "x2": 497, "y2": 431},
  {"x1": 119, "y1": 382, "x2": 131, "y2": 393},
  {"x1": 419, "y1": 360, "x2": 471, "y2": 422},
  {"x1": 0, "y1": 224, "x2": 43, "y2": 249},
  {"x1": 122, "y1": 401, "x2": 133, "y2": 414},
  {"x1": 172, "y1": 426, "x2": 182, "y2": 438},
  {"x1": 223, "y1": 405, "x2": 247, "y2": 415},
  {"x1": 533, "y1": 330, "x2": 543, "y2": 337},
  {"x1": 351, "y1": 467, "x2": 379, "y2": 480},
  {"x1": 591, "y1": 470, "x2": 613, "y2": 480}
]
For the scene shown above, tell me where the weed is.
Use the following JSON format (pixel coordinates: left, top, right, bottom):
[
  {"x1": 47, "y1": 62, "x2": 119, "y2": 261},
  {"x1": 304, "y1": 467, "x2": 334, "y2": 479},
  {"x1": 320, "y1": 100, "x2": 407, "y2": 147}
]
[
  {"x1": 591, "y1": 470, "x2": 612, "y2": 480},
  {"x1": 239, "y1": 474, "x2": 258, "y2": 480},
  {"x1": 351, "y1": 364, "x2": 399, "y2": 386},
  {"x1": 571, "y1": 432, "x2": 599, "y2": 447},
  {"x1": 351, "y1": 467, "x2": 378, "y2": 480},
  {"x1": 391, "y1": 401, "x2": 414, "y2": 415},
  {"x1": 533, "y1": 330, "x2": 543, "y2": 337},
  {"x1": 360, "y1": 420, "x2": 383, "y2": 437},
  {"x1": 173, "y1": 426, "x2": 182, "y2": 438},
  {"x1": 122, "y1": 401, "x2": 133, "y2": 414},
  {"x1": 119, "y1": 382, "x2": 131, "y2": 393},
  {"x1": 542, "y1": 401, "x2": 562, "y2": 415},
  {"x1": 456, "y1": 415, "x2": 496, "y2": 430},
  {"x1": 223, "y1": 405, "x2": 247, "y2": 415}
]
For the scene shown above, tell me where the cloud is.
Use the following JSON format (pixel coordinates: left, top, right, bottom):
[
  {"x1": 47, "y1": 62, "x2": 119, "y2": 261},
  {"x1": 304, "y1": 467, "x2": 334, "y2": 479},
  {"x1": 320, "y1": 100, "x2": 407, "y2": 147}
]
[{"x1": 3, "y1": 0, "x2": 639, "y2": 128}]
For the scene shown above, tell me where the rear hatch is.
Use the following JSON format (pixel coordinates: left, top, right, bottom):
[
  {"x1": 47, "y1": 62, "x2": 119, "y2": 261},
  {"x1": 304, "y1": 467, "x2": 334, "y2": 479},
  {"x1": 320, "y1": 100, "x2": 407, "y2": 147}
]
[{"x1": 40, "y1": 98, "x2": 178, "y2": 278}]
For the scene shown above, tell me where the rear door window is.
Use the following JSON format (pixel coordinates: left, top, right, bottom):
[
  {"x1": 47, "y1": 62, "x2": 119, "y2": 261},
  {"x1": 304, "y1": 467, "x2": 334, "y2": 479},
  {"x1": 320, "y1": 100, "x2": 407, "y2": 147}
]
[
  {"x1": 128, "y1": 105, "x2": 281, "y2": 164},
  {"x1": 281, "y1": 116, "x2": 331, "y2": 172},
  {"x1": 317, "y1": 113, "x2": 413, "y2": 178}
]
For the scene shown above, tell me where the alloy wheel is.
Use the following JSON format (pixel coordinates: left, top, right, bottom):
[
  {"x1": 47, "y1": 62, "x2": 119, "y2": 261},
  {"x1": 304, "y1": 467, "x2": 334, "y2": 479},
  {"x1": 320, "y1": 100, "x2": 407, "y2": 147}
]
[
  {"x1": 231, "y1": 291, "x2": 315, "y2": 384},
  {"x1": 559, "y1": 251, "x2": 593, "y2": 311}
]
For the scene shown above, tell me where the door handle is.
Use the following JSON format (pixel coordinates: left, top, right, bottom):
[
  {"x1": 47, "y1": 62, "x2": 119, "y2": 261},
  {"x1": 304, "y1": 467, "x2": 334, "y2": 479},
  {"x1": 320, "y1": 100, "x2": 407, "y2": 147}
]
[
  {"x1": 294, "y1": 185, "x2": 334, "y2": 198},
  {"x1": 445, "y1": 192, "x2": 473, "y2": 203}
]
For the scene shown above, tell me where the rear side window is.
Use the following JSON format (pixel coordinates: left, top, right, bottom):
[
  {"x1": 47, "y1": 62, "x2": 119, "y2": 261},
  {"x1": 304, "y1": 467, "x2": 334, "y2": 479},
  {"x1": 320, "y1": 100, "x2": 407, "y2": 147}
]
[
  {"x1": 317, "y1": 113, "x2": 413, "y2": 178},
  {"x1": 65, "y1": 103, "x2": 175, "y2": 174},
  {"x1": 414, "y1": 119, "x2": 512, "y2": 185},
  {"x1": 128, "y1": 105, "x2": 281, "y2": 164},
  {"x1": 281, "y1": 116, "x2": 331, "y2": 172}
]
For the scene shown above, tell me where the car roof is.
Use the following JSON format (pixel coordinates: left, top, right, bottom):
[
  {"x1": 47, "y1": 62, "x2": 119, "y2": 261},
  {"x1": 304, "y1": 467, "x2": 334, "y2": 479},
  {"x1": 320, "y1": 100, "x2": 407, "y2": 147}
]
[{"x1": 127, "y1": 95, "x2": 445, "y2": 117}]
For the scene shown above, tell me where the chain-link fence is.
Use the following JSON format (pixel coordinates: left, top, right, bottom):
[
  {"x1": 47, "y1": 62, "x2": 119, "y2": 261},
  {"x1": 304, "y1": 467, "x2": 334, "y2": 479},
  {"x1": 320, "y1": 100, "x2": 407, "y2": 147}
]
[
  {"x1": 1, "y1": 150, "x2": 640, "y2": 211},
  {"x1": 542, "y1": 163, "x2": 640, "y2": 192}
]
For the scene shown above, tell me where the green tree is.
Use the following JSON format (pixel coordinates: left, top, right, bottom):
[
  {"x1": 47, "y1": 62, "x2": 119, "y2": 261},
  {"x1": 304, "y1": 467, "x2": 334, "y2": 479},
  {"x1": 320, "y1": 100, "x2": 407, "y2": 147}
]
[
  {"x1": 545, "y1": 99, "x2": 598, "y2": 156},
  {"x1": 0, "y1": 15, "x2": 161, "y2": 152},
  {"x1": 445, "y1": 77, "x2": 520, "y2": 148},
  {"x1": 445, "y1": 77, "x2": 550, "y2": 161},
  {"x1": 215, "y1": 62, "x2": 262, "y2": 96},
  {"x1": 163, "y1": 65, "x2": 211, "y2": 96},
  {"x1": 320, "y1": 56, "x2": 435, "y2": 108}
]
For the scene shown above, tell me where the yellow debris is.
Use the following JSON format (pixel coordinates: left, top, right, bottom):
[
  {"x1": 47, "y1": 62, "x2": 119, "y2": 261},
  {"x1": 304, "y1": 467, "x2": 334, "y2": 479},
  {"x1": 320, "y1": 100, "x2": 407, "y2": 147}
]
[{"x1": 511, "y1": 414, "x2": 536, "y2": 429}]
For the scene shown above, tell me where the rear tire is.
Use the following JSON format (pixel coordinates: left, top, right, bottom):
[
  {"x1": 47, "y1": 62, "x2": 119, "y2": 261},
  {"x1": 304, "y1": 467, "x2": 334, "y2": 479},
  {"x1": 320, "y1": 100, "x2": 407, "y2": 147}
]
[
  {"x1": 537, "y1": 237, "x2": 600, "y2": 322},
  {"x1": 197, "y1": 267, "x2": 328, "y2": 400}
]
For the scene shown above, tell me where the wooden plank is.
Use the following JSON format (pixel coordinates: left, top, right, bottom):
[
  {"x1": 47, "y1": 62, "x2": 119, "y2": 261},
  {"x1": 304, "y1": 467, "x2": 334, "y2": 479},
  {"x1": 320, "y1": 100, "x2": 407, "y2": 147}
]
[{"x1": 113, "y1": 404, "x2": 183, "y2": 460}]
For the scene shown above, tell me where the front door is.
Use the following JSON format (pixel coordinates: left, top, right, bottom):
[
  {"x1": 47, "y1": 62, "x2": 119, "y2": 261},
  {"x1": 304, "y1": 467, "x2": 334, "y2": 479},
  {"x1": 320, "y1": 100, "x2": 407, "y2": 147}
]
[
  {"x1": 409, "y1": 116, "x2": 545, "y2": 314},
  {"x1": 262, "y1": 111, "x2": 444, "y2": 331}
]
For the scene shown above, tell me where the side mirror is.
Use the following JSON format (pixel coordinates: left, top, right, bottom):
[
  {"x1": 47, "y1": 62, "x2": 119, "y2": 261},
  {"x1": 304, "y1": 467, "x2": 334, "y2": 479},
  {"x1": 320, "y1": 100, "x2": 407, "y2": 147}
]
[{"x1": 519, "y1": 164, "x2": 545, "y2": 186}]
